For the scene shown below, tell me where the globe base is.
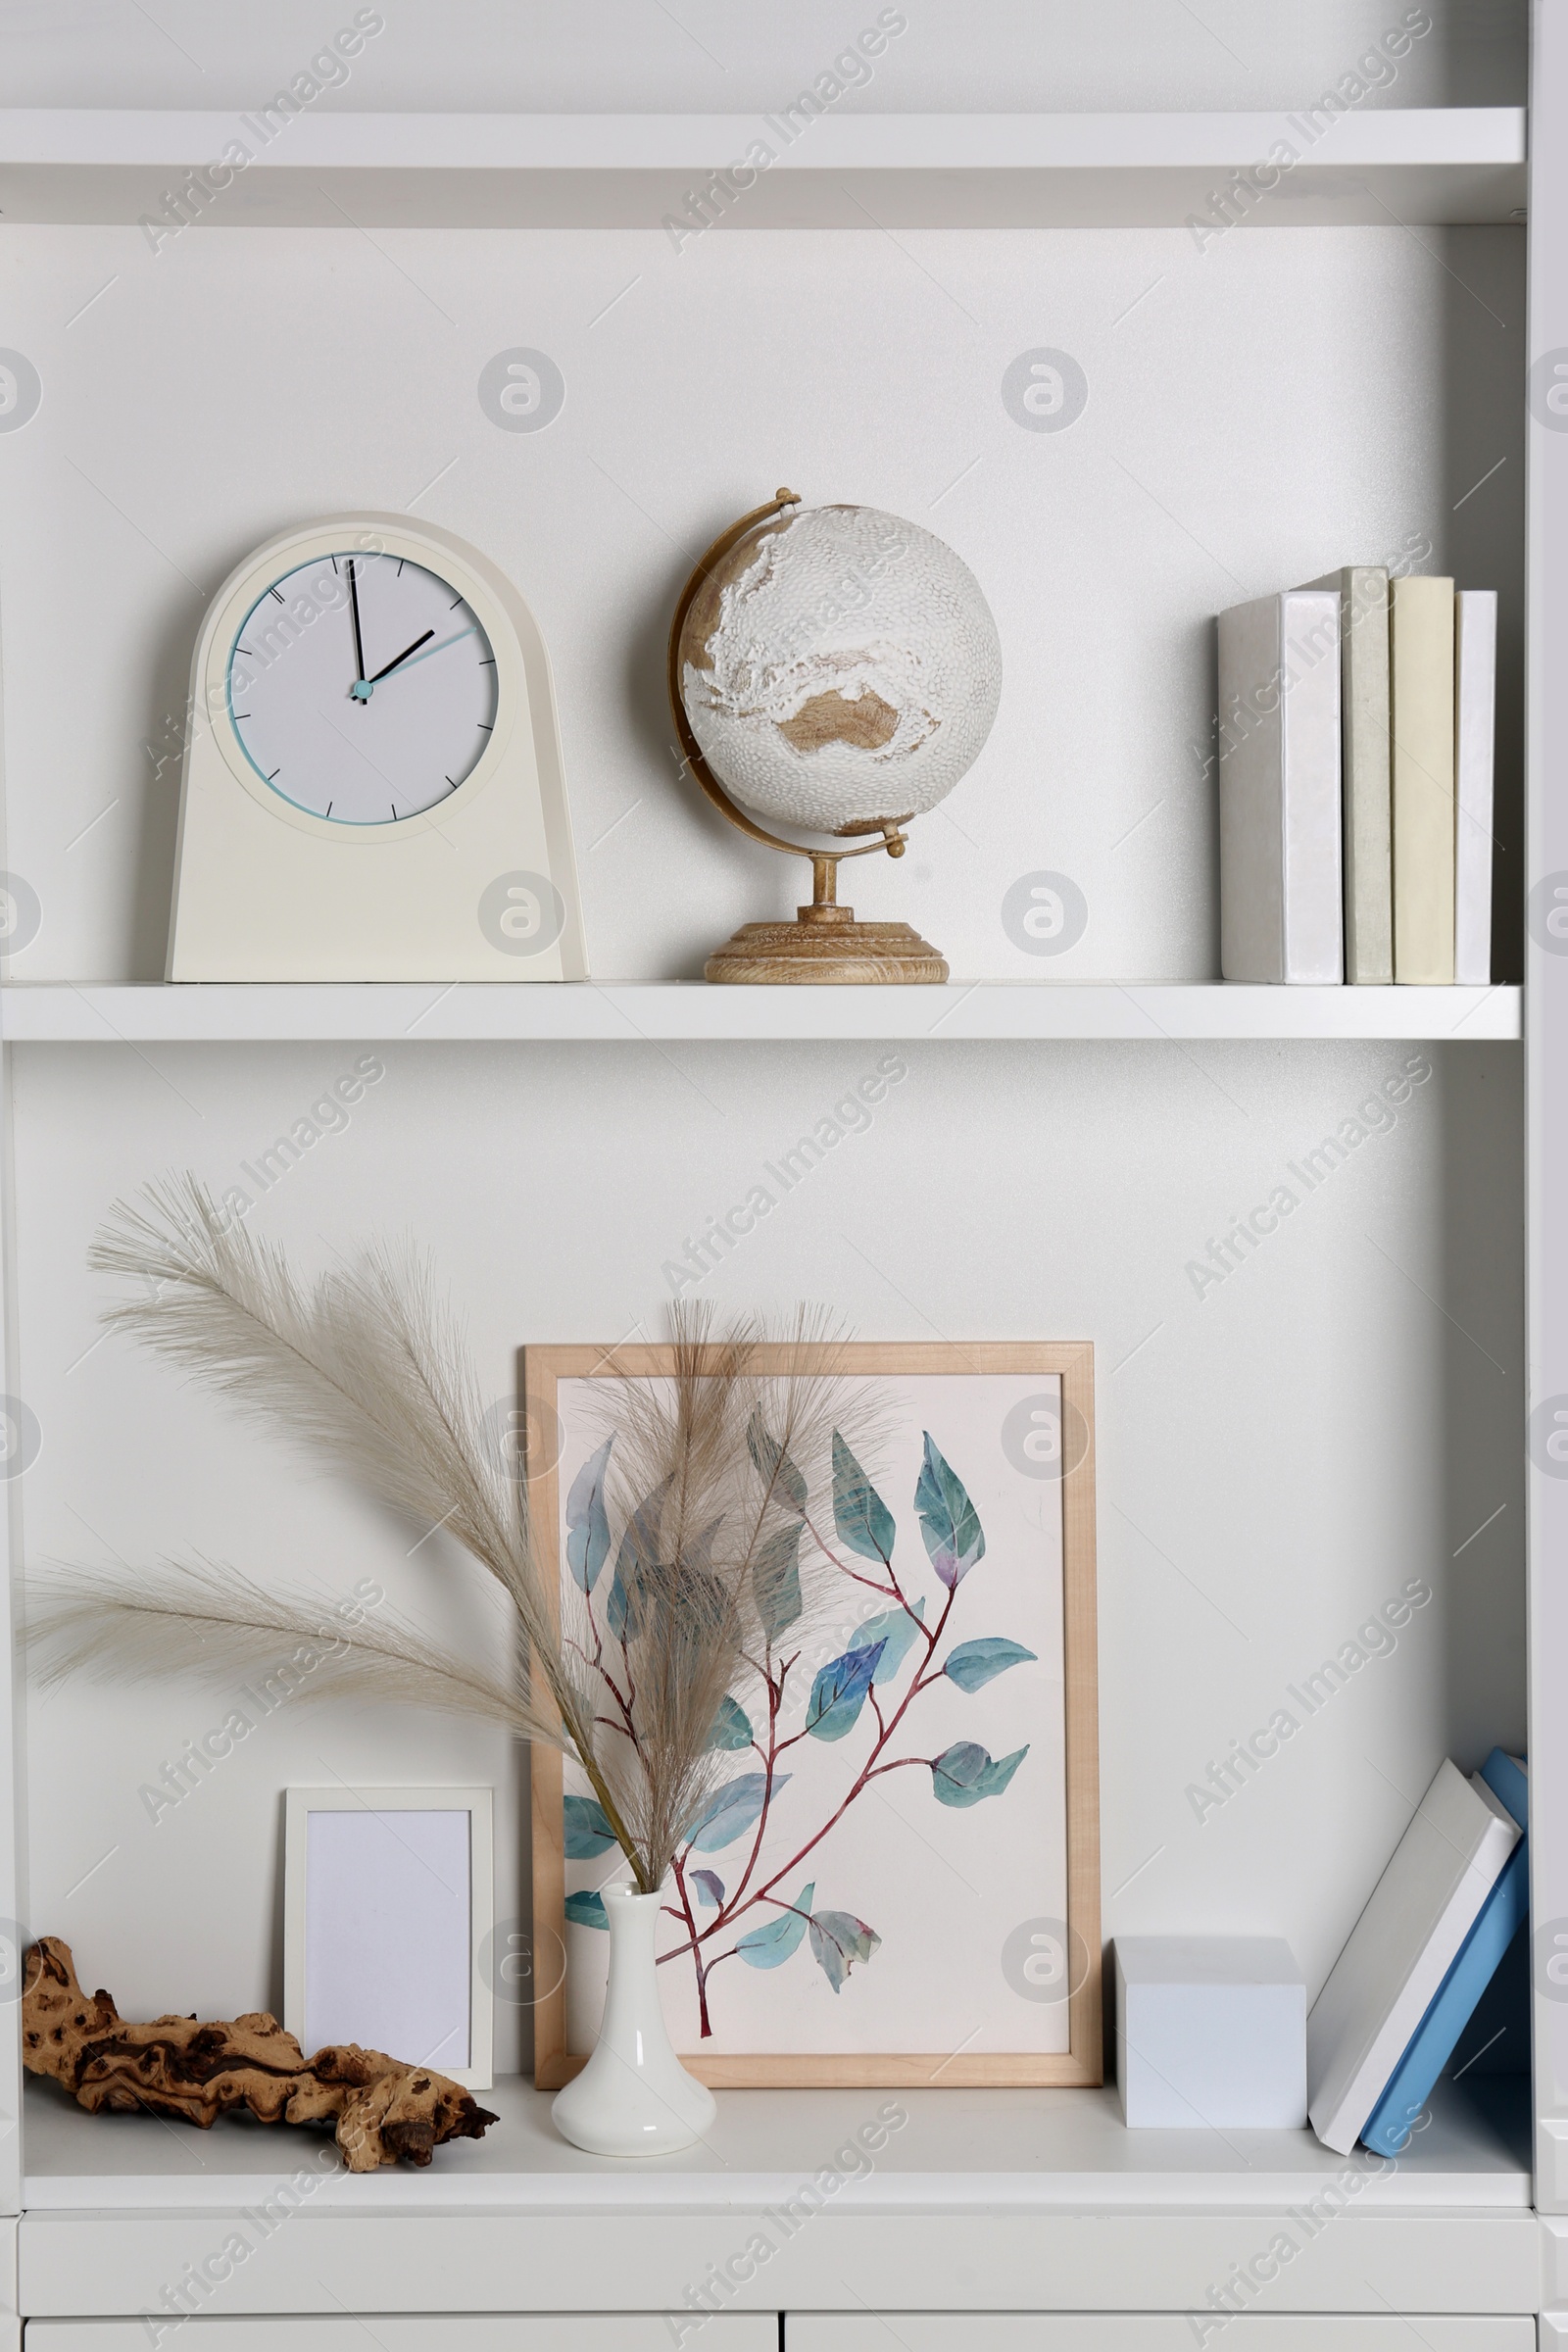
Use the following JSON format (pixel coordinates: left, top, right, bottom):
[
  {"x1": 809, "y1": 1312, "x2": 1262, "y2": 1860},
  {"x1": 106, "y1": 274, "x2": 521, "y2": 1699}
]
[{"x1": 705, "y1": 907, "x2": 948, "y2": 984}]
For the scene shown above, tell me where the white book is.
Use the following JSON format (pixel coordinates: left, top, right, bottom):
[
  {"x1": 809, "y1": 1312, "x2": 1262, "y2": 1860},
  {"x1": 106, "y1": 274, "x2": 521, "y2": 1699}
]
[
  {"x1": 1218, "y1": 592, "x2": 1344, "y2": 983},
  {"x1": 1304, "y1": 567, "x2": 1393, "y2": 984},
  {"x1": 1454, "y1": 589, "x2": 1497, "y2": 987},
  {"x1": 1305, "y1": 1759, "x2": 1520, "y2": 2154}
]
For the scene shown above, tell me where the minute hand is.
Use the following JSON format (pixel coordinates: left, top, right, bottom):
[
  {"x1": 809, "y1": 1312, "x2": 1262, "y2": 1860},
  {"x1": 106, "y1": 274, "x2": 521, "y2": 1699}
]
[{"x1": 366, "y1": 628, "x2": 435, "y2": 685}]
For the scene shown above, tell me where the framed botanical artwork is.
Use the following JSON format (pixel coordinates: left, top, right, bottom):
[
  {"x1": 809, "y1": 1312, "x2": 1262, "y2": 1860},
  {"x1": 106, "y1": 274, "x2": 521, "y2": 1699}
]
[
  {"x1": 282, "y1": 1785, "x2": 494, "y2": 2090},
  {"x1": 525, "y1": 1343, "x2": 1100, "y2": 2089}
]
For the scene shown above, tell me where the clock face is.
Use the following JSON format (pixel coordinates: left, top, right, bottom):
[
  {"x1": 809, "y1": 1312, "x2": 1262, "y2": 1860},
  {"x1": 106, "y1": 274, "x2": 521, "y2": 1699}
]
[{"x1": 226, "y1": 553, "x2": 499, "y2": 824}]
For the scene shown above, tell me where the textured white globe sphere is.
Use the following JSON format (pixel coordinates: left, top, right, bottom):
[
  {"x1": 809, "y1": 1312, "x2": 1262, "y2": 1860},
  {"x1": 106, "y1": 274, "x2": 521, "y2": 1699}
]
[{"x1": 677, "y1": 503, "x2": 1002, "y2": 835}]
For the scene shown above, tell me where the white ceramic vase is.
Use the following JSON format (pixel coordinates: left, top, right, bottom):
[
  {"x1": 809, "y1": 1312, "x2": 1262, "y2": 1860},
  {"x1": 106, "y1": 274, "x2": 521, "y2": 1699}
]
[{"x1": 550, "y1": 1886, "x2": 717, "y2": 2157}]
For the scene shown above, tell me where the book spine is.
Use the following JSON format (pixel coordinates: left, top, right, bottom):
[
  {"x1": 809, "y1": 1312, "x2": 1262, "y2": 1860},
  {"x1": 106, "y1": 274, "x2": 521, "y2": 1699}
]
[
  {"x1": 1218, "y1": 597, "x2": 1288, "y2": 982},
  {"x1": 1279, "y1": 592, "x2": 1344, "y2": 983},
  {"x1": 1453, "y1": 589, "x2": 1497, "y2": 987},
  {"x1": 1391, "y1": 576, "x2": 1456, "y2": 983},
  {"x1": 1341, "y1": 567, "x2": 1393, "y2": 983}
]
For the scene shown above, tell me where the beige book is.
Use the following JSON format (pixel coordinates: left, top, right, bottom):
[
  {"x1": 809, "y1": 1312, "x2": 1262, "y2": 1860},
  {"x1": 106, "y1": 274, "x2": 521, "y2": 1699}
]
[
  {"x1": 1305, "y1": 567, "x2": 1393, "y2": 983},
  {"x1": 1391, "y1": 575, "x2": 1455, "y2": 984}
]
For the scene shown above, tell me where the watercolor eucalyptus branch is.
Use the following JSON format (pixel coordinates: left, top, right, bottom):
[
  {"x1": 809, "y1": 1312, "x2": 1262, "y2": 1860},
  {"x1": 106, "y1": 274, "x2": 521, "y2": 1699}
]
[{"x1": 564, "y1": 1414, "x2": 1038, "y2": 2035}]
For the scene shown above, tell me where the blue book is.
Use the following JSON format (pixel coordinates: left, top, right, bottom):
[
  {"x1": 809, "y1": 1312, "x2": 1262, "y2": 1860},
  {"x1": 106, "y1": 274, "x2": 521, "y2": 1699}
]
[{"x1": 1360, "y1": 1748, "x2": 1528, "y2": 2156}]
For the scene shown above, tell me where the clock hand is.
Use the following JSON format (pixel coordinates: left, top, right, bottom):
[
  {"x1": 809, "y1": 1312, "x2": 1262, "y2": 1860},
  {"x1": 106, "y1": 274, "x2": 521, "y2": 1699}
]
[
  {"x1": 374, "y1": 624, "x2": 477, "y2": 677},
  {"x1": 365, "y1": 628, "x2": 436, "y2": 686},
  {"x1": 347, "y1": 559, "x2": 368, "y2": 702}
]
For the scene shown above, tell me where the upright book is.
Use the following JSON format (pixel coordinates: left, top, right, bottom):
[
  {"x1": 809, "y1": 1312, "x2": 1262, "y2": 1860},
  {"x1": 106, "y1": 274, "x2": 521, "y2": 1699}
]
[
  {"x1": 1217, "y1": 591, "x2": 1344, "y2": 983},
  {"x1": 1390, "y1": 574, "x2": 1456, "y2": 983},
  {"x1": 1305, "y1": 1756, "x2": 1519, "y2": 2154},
  {"x1": 1454, "y1": 589, "x2": 1497, "y2": 987},
  {"x1": 1304, "y1": 566, "x2": 1392, "y2": 983}
]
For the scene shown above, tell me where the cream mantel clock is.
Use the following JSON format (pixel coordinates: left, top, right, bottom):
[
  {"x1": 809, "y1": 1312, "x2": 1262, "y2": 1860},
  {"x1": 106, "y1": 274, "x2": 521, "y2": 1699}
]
[{"x1": 167, "y1": 514, "x2": 587, "y2": 980}]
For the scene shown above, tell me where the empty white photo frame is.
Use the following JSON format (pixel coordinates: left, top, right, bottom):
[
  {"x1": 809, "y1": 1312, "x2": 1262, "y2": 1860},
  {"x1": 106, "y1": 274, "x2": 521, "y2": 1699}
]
[{"x1": 283, "y1": 1787, "x2": 493, "y2": 2090}]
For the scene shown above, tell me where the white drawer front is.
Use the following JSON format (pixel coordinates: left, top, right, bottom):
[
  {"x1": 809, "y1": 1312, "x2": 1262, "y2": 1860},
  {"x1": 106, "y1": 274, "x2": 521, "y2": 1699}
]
[
  {"x1": 786, "y1": 2321, "x2": 1536, "y2": 2351},
  {"x1": 24, "y1": 2324, "x2": 775, "y2": 2350}
]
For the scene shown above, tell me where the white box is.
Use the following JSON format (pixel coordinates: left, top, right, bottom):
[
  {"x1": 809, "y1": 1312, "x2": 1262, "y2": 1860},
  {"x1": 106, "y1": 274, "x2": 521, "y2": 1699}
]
[{"x1": 1115, "y1": 1936, "x2": 1307, "y2": 2129}]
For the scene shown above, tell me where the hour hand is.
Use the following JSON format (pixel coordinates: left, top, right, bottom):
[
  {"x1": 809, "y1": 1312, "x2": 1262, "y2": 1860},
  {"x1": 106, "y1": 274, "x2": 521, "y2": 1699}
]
[{"x1": 365, "y1": 629, "x2": 435, "y2": 686}]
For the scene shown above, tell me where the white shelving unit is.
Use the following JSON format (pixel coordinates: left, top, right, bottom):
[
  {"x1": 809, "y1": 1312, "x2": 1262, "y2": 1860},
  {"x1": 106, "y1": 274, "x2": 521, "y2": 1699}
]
[
  {"x1": 0, "y1": 5, "x2": 1551, "y2": 2343},
  {"x1": 0, "y1": 105, "x2": 1528, "y2": 227},
  {"x1": 0, "y1": 982, "x2": 1524, "y2": 1044}
]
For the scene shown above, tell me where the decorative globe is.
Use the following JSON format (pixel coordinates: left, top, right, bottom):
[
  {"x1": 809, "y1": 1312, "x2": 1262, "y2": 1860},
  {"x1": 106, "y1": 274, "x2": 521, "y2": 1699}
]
[{"x1": 676, "y1": 502, "x2": 1002, "y2": 837}]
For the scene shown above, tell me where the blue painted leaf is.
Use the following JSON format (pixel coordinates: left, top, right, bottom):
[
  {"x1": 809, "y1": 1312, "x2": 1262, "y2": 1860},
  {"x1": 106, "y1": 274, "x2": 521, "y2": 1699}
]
[
  {"x1": 737, "y1": 1882, "x2": 815, "y2": 1969},
  {"x1": 808, "y1": 1908, "x2": 882, "y2": 1993},
  {"x1": 564, "y1": 1889, "x2": 609, "y2": 1930},
  {"x1": 564, "y1": 1437, "x2": 613, "y2": 1594},
  {"x1": 706, "y1": 1693, "x2": 754, "y2": 1751},
  {"x1": 979, "y1": 1744, "x2": 1029, "y2": 1798},
  {"x1": 930, "y1": 1740, "x2": 1030, "y2": 1807},
  {"x1": 747, "y1": 1408, "x2": 808, "y2": 1516},
  {"x1": 929, "y1": 1740, "x2": 989, "y2": 1804},
  {"x1": 607, "y1": 1476, "x2": 673, "y2": 1639},
  {"x1": 752, "y1": 1520, "x2": 804, "y2": 1639},
  {"x1": 682, "y1": 1513, "x2": 726, "y2": 1573},
  {"x1": 691, "y1": 1869, "x2": 724, "y2": 1909},
  {"x1": 563, "y1": 1793, "x2": 617, "y2": 1857},
  {"x1": 685, "y1": 1771, "x2": 788, "y2": 1853},
  {"x1": 913, "y1": 1434, "x2": 986, "y2": 1589},
  {"x1": 850, "y1": 1595, "x2": 926, "y2": 1683},
  {"x1": 832, "y1": 1431, "x2": 896, "y2": 1563},
  {"x1": 805, "y1": 1641, "x2": 886, "y2": 1741},
  {"x1": 944, "y1": 1638, "x2": 1038, "y2": 1693}
]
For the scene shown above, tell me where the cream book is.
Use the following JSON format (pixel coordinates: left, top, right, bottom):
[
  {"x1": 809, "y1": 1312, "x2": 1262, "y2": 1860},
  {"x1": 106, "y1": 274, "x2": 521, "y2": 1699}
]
[
  {"x1": 1391, "y1": 575, "x2": 1456, "y2": 983},
  {"x1": 1217, "y1": 591, "x2": 1344, "y2": 983},
  {"x1": 1454, "y1": 589, "x2": 1497, "y2": 987},
  {"x1": 1305, "y1": 1758, "x2": 1519, "y2": 2154},
  {"x1": 1304, "y1": 567, "x2": 1392, "y2": 983}
]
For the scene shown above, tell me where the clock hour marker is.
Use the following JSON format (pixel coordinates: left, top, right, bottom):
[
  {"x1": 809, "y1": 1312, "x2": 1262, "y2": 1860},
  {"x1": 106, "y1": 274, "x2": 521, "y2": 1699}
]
[
  {"x1": 396, "y1": 559, "x2": 405, "y2": 576},
  {"x1": 325, "y1": 801, "x2": 332, "y2": 814},
  {"x1": 479, "y1": 657, "x2": 496, "y2": 666},
  {"x1": 331, "y1": 556, "x2": 339, "y2": 573},
  {"x1": 232, "y1": 711, "x2": 251, "y2": 719},
  {"x1": 268, "y1": 768, "x2": 280, "y2": 782},
  {"x1": 477, "y1": 722, "x2": 492, "y2": 732},
  {"x1": 269, "y1": 587, "x2": 285, "y2": 604},
  {"x1": 449, "y1": 594, "x2": 463, "y2": 609}
]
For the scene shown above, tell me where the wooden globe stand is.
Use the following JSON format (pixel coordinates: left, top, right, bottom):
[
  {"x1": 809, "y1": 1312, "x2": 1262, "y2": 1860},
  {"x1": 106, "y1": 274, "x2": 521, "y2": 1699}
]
[{"x1": 668, "y1": 489, "x2": 950, "y2": 986}]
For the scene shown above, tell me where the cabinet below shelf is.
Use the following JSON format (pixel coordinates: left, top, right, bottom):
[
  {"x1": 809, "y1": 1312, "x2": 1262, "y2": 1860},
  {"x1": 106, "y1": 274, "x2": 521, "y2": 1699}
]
[{"x1": 0, "y1": 981, "x2": 1522, "y2": 1045}]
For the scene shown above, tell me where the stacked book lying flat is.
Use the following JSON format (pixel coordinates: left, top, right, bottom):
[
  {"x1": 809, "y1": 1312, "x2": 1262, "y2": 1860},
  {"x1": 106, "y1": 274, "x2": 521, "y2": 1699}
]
[
  {"x1": 1217, "y1": 570, "x2": 1495, "y2": 984},
  {"x1": 1306, "y1": 1749, "x2": 1527, "y2": 2156}
]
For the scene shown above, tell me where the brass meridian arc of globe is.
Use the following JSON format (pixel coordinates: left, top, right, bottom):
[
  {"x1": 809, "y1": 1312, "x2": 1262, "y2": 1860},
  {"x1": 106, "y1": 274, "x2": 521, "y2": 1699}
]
[{"x1": 665, "y1": 485, "x2": 915, "y2": 908}]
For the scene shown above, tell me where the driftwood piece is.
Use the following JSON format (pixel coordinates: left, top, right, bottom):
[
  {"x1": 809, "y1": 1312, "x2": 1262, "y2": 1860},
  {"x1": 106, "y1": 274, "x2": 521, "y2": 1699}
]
[{"x1": 22, "y1": 1936, "x2": 498, "y2": 2171}]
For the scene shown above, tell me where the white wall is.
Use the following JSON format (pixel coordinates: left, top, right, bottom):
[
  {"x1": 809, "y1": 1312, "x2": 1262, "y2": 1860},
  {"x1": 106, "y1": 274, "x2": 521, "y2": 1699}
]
[{"x1": 14, "y1": 1032, "x2": 1523, "y2": 2073}]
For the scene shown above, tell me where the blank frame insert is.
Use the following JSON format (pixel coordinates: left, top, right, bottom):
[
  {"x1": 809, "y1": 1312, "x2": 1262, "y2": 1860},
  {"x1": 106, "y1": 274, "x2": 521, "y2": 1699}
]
[{"x1": 283, "y1": 1787, "x2": 493, "y2": 2089}]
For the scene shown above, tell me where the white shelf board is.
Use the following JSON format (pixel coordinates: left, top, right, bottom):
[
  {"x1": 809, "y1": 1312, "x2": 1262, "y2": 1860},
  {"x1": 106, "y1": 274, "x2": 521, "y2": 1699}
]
[
  {"x1": 0, "y1": 982, "x2": 1522, "y2": 1045},
  {"x1": 0, "y1": 108, "x2": 1527, "y2": 227},
  {"x1": 20, "y1": 2072, "x2": 1531, "y2": 2214}
]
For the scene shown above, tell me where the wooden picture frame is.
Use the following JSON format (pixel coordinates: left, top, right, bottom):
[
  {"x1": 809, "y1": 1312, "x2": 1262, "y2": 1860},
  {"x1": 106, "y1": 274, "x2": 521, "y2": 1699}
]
[
  {"x1": 525, "y1": 1342, "x2": 1100, "y2": 2091},
  {"x1": 282, "y1": 1785, "x2": 495, "y2": 2091}
]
